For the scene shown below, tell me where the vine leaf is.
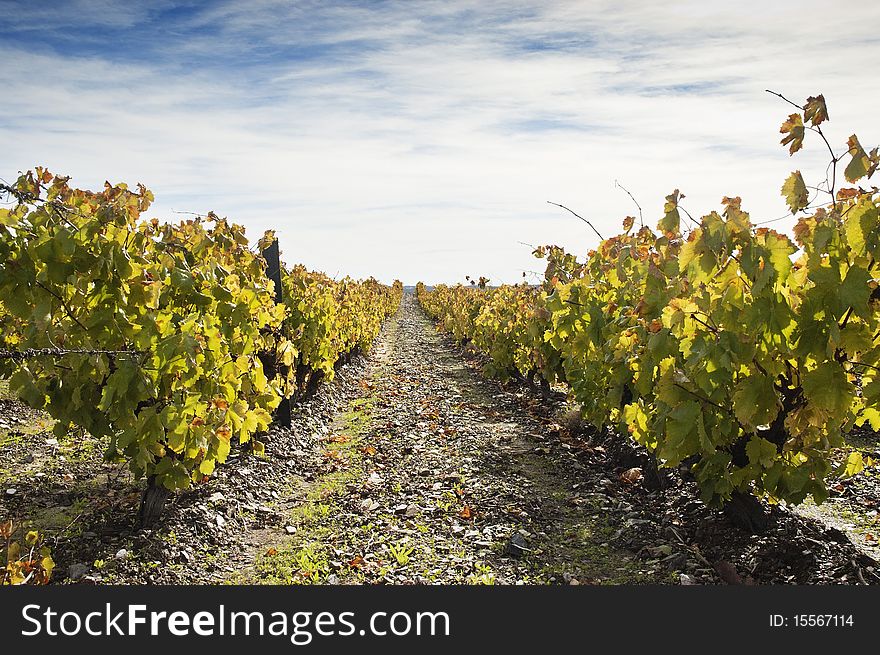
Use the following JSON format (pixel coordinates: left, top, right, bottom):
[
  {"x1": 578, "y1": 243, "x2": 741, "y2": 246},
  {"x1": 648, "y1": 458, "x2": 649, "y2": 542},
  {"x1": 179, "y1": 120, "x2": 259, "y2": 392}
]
[
  {"x1": 839, "y1": 264, "x2": 872, "y2": 316},
  {"x1": 844, "y1": 135, "x2": 878, "y2": 183},
  {"x1": 803, "y1": 95, "x2": 828, "y2": 126},
  {"x1": 842, "y1": 451, "x2": 865, "y2": 476},
  {"x1": 746, "y1": 436, "x2": 777, "y2": 468},
  {"x1": 733, "y1": 374, "x2": 778, "y2": 428},
  {"x1": 842, "y1": 198, "x2": 879, "y2": 257},
  {"x1": 857, "y1": 408, "x2": 880, "y2": 431},
  {"x1": 781, "y1": 170, "x2": 808, "y2": 213},
  {"x1": 802, "y1": 363, "x2": 852, "y2": 416},
  {"x1": 658, "y1": 189, "x2": 682, "y2": 236},
  {"x1": 779, "y1": 113, "x2": 805, "y2": 155}
]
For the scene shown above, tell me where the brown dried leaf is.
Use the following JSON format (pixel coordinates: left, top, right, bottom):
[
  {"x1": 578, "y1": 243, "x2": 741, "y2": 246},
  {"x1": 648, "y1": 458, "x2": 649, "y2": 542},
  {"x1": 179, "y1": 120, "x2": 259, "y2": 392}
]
[
  {"x1": 619, "y1": 467, "x2": 643, "y2": 484},
  {"x1": 804, "y1": 94, "x2": 828, "y2": 126}
]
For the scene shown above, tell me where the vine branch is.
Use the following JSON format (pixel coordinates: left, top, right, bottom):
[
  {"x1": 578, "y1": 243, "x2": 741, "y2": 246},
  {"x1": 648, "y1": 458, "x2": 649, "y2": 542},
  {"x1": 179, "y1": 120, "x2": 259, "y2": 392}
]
[{"x1": 546, "y1": 201, "x2": 604, "y2": 240}]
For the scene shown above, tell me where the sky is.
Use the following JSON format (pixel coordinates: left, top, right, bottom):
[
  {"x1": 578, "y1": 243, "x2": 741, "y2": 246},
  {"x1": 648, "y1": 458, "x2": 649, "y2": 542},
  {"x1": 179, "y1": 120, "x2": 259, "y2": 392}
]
[{"x1": 1, "y1": 0, "x2": 879, "y2": 285}]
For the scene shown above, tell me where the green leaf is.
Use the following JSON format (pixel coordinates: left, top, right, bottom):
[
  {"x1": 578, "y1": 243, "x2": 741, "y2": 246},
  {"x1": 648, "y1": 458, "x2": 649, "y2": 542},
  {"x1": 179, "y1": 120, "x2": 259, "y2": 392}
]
[
  {"x1": 0, "y1": 208, "x2": 19, "y2": 227},
  {"x1": 802, "y1": 362, "x2": 852, "y2": 415},
  {"x1": 757, "y1": 230, "x2": 796, "y2": 282},
  {"x1": 732, "y1": 373, "x2": 778, "y2": 428},
  {"x1": 9, "y1": 367, "x2": 45, "y2": 409},
  {"x1": 662, "y1": 400, "x2": 701, "y2": 466},
  {"x1": 657, "y1": 190, "x2": 682, "y2": 235},
  {"x1": 781, "y1": 171, "x2": 808, "y2": 213},
  {"x1": 844, "y1": 135, "x2": 876, "y2": 183},
  {"x1": 97, "y1": 360, "x2": 137, "y2": 413},
  {"x1": 843, "y1": 198, "x2": 878, "y2": 257},
  {"x1": 158, "y1": 460, "x2": 191, "y2": 490},
  {"x1": 746, "y1": 436, "x2": 777, "y2": 468},
  {"x1": 839, "y1": 265, "x2": 872, "y2": 317},
  {"x1": 838, "y1": 322, "x2": 873, "y2": 355},
  {"x1": 137, "y1": 405, "x2": 163, "y2": 436}
]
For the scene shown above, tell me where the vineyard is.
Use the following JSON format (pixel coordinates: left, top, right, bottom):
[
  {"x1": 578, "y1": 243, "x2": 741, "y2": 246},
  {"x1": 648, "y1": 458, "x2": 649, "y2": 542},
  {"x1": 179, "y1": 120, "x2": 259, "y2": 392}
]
[{"x1": 1, "y1": 94, "x2": 879, "y2": 586}]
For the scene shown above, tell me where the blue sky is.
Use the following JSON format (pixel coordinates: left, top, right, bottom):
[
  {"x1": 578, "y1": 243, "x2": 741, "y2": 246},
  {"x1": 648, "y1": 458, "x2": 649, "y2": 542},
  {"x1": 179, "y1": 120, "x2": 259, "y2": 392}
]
[{"x1": 2, "y1": 0, "x2": 879, "y2": 284}]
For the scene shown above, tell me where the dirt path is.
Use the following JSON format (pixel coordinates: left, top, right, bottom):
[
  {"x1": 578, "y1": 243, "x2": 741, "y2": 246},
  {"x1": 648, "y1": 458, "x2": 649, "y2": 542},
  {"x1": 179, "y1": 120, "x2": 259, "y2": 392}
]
[{"x1": 238, "y1": 293, "x2": 660, "y2": 584}]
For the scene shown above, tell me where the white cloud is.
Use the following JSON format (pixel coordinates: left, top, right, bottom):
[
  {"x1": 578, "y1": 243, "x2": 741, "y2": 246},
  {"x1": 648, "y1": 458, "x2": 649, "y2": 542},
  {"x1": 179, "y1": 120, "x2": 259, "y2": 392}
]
[{"x1": 1, "y1": 0, "x2": 878, "y2": 284}]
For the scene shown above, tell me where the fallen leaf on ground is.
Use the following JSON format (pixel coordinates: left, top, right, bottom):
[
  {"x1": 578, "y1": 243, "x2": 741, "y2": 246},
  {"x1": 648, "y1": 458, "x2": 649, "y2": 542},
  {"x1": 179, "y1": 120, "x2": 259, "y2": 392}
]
[{"x1": 619, "y1": 468, "x2": 642, "y2": 484}]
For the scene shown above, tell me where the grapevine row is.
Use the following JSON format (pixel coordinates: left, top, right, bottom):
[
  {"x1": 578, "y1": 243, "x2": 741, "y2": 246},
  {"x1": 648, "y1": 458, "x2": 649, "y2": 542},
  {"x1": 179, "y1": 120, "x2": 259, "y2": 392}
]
[
  {"x1": 418, "y1": 94, "x2": 879, "y2": 522},
  {"x1": 0, "y1": 170, "x2": 402, "y2": 523}
]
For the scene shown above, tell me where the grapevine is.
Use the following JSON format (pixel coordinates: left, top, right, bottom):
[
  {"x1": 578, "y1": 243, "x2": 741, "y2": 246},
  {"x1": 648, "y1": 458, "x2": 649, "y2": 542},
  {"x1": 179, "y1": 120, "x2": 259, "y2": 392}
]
[
  {"x1": 418, "y1": 93, "x2": 880, "y2": 522},
  {"x1": 0, "y1": 170, "x2": 401, "y2": 524}
]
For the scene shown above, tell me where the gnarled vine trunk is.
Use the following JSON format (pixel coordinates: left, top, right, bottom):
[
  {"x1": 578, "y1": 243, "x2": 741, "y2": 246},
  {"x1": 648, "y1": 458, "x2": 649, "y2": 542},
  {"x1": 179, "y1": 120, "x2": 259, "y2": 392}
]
[{"x1": 138, "y1": 476, "x2": 171, "y2": 528}]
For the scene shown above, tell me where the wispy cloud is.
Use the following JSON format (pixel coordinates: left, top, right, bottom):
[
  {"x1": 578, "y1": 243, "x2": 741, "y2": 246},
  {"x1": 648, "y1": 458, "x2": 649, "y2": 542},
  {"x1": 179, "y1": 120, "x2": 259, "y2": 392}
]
[{"x1": 1, "y1": 0, "x2": 879, "y2": 283}]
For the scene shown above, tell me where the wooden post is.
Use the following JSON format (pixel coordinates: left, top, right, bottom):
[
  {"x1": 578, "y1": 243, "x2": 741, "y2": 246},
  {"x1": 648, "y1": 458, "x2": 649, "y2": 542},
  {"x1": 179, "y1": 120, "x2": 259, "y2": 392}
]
[{"x1": 261, "y1": 238, "x2": 292, "y2": 427}]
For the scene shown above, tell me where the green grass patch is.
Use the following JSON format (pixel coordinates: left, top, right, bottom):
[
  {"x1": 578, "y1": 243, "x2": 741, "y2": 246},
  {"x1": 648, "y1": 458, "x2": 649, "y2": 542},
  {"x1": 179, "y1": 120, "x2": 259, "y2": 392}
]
[{"x1": 254, "y1": 543, "x2": 331, "y2": 585}]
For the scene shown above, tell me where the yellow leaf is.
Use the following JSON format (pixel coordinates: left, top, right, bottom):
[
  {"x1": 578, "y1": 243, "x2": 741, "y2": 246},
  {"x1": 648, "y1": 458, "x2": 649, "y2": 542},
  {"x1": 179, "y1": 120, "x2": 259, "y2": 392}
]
[{"x1": 844, "y1": 451, "x2": 865, "y2": 477}]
